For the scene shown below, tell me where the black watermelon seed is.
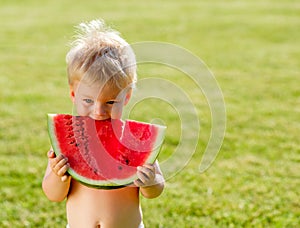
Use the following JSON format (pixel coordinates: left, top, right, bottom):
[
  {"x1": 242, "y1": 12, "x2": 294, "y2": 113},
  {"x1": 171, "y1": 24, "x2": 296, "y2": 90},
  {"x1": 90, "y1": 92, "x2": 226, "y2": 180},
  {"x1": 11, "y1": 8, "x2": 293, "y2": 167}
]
[{"x1": 123, "y1": 157, "x2": 130, "y2": 165}]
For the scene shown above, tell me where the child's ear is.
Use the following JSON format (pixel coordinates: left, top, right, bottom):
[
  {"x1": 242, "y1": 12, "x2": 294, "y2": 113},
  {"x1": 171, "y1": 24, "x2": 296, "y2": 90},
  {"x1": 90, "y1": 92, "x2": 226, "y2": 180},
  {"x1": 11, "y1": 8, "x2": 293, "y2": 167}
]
[
  {"x1": 69, "y1": 85, "x2": 75, "y2": 103},
  {"x1": 124, "y1": 89, "x2": 132, "y2": 105}
]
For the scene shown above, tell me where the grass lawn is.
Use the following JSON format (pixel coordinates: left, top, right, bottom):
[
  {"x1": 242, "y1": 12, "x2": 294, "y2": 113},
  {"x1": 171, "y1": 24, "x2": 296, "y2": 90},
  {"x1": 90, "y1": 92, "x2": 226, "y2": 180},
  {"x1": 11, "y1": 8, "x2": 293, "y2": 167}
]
[{"x1": 0, "y1": 0, "x2": 299, "y2": 227}]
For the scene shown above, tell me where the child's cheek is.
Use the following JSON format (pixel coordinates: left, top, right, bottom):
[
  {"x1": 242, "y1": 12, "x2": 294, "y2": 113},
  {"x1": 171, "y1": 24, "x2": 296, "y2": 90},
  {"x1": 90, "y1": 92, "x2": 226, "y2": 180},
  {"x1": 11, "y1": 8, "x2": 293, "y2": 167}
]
[{"x1": 74, "y1": 103, "x2": 90, "y2": 116}]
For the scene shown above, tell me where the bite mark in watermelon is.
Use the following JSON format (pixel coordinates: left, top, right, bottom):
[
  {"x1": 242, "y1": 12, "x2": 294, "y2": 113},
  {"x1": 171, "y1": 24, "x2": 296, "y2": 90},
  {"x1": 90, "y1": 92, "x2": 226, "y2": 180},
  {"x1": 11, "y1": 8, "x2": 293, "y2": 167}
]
[{"x1": 47, "y1": 114, "x2": 166, "y2": 188}]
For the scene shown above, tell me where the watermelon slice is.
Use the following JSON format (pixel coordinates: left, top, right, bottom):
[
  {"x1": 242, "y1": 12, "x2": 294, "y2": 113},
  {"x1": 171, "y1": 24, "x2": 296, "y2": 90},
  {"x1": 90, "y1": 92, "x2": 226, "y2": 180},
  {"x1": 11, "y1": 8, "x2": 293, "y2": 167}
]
[{"x1": 47, "y1": 114, "x2": 166, "y2": 188}]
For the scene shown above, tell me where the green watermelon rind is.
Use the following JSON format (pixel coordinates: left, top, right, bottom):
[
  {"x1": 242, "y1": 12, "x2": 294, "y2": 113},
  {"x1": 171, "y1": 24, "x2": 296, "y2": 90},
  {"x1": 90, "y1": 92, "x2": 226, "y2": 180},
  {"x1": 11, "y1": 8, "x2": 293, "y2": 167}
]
[{"x1": 47, "y1": 114, "x2": 166, "y2": 189}]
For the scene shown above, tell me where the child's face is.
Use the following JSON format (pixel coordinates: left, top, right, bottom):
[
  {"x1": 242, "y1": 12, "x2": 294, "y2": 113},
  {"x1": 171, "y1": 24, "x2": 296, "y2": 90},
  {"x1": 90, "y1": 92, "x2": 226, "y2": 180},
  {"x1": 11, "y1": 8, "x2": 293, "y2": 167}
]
[{"x1": 70, "y1": 81, "x2": 131, "y2": 120}]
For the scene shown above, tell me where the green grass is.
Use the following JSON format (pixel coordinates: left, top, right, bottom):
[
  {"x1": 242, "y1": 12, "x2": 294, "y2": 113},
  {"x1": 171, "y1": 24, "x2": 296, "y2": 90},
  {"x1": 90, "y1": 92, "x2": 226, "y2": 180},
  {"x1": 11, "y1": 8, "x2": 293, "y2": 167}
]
[{"x1": 1, "y1": 0, "x2": 299, "y2": 227}]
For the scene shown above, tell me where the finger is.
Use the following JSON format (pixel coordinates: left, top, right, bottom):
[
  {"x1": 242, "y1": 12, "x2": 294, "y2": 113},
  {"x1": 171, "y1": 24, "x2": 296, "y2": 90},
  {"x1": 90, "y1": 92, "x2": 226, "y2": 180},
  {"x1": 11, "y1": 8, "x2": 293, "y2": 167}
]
[
  {"x1": 56, "y1": 157, "x2": 68, "y2": 170},
  {"x1": 138, "y1": 164, "x2": 156, "y2": 174},
  {"x1": 57, "y1": 162, "x2": 69, "y2": 176},
  {"x1": 143, "y1": 163, "x2": 156, "y2": 170},
  {"x1": 136, "y1": 170, "x2": 151, "y2": 185},
  {"x1": 52, "y1": 154, "x2": 66, "y2": 165},
  {"x1": 52, "y1": 156, "x2": 68, "y2": 173},
  {"x1": 134, "y1": 179, "x2": 144, "y2": 187},
  {"x1": 47, "y1": 150, "x2": 56, "y2": 158},
  {"x1": 61, "y1": 175, "x2": 68, "y2": 182},
  {"x1": 56, "y1": 153, "x2": 66, "y2": 161},
  {"x1": 137, "y1": 166, "x2": 155, "y2": 179},
  {"x1": 49, "y1": 154, "x2": 64, "y2": 168},
  {"x1": 61, "y1": 173, "x2": 70, "y2": 182}
]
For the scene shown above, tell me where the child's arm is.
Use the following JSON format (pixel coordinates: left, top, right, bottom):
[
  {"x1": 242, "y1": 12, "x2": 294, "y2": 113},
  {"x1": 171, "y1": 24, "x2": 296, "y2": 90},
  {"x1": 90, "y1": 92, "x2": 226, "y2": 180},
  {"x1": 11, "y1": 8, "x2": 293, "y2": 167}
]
[
  {"x1": 134, "y1": 161, "x2": 165, "y2": 199},
  {"x1": 42, "y1": 149, "x2": 71, "y2": 202}
]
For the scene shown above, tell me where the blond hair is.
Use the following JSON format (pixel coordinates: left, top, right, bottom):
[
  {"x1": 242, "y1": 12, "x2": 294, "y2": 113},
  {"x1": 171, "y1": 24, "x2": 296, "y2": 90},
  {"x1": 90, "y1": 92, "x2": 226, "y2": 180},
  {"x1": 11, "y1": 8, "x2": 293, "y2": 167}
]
[{"x1": 66, "y1": 19, "x2": 137, "y2": 89}]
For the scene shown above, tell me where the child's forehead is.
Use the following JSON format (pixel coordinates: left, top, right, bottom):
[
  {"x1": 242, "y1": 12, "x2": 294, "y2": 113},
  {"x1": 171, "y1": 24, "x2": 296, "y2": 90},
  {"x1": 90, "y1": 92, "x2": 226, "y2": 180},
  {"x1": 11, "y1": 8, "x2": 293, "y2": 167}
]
[{"x1": 77, "y1": 80, "x2": 124, "y2": 98}]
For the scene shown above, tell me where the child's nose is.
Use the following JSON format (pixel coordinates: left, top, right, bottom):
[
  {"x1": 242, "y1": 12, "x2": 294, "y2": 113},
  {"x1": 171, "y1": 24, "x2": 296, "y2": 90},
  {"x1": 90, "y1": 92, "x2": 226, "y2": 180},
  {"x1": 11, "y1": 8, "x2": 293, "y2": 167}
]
[{"x1": 94, "y1": 103, "x2": 107, "y2": 116}]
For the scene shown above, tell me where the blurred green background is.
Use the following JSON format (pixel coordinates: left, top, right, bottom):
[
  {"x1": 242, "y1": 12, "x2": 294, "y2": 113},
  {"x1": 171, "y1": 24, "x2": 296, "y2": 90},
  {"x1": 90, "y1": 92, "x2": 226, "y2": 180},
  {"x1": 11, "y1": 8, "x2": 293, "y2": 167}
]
[{"x1": 0, "y1": 0, "x2": 299, "y2": 227}]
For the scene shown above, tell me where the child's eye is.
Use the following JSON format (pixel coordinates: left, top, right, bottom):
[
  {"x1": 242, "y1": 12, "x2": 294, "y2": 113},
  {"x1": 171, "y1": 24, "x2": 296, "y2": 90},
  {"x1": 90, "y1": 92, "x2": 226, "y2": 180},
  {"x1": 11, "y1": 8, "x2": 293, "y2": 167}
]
[
  {"x1": 106, "y1": 101, "x2": 116, "y2": 105},
  {"x1": 83, "y1": 99, "x2": 94, "y2": 104}
]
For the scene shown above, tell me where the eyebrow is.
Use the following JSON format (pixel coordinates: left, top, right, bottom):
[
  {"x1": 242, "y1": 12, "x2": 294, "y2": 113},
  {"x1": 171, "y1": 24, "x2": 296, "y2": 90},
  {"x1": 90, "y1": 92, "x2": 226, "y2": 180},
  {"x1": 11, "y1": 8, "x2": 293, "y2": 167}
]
[
  {"x1": 81, "y1": 93, "x2": 120, "y2": 101},
  {"x1": 81, "y1": 93, "x2": 95, "y2": 98}
]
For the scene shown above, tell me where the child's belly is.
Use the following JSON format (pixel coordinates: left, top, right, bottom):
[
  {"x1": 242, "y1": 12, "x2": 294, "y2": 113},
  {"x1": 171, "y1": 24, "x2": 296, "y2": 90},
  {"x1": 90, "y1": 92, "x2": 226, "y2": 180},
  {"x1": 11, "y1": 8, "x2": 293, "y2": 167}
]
[{"x1": 66, "y1": 180, "x2": 142, "y2": 228}]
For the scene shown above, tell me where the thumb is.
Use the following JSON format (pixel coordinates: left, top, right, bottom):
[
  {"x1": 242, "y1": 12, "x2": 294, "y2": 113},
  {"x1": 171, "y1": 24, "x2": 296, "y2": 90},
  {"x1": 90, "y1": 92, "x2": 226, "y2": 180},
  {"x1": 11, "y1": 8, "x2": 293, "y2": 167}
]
[{"x1": 47, "y1": 149, "x2": 56, "y2": 158}]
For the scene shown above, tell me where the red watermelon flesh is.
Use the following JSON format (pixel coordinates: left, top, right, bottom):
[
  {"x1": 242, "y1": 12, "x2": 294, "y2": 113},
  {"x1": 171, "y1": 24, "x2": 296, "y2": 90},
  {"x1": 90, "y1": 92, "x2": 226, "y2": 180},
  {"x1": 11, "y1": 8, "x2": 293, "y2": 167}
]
[{"x1": 47, "y1": 114, "x2": 166, "y2": 188}]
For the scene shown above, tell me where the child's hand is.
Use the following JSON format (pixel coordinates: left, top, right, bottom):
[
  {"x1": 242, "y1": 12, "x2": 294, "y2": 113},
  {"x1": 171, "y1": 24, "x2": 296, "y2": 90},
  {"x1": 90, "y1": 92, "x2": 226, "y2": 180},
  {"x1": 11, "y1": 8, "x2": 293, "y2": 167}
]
[
  {"x1": 47, "y1": 149, "x2": 70, "y2": 182},
  {"x1": 134, "y1": 164, "x2": 157, "y2": 187}
]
